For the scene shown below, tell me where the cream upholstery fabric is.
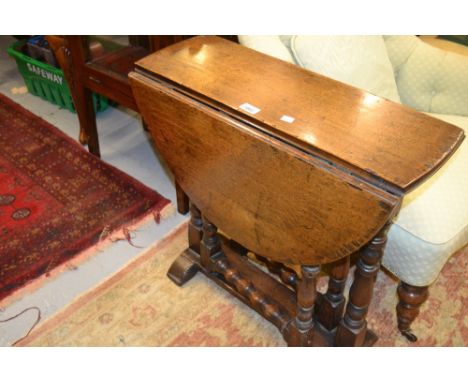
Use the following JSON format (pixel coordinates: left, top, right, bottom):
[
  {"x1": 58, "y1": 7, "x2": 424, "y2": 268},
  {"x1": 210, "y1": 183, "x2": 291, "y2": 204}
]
[
  {"x1": 393, "y1": 114, "x2": 468, "y2": 243},
  {"x1": 238, "y1": 35, "x2": 467, "y2": 287},
  {"x1": 383, "y1": 113, "x2": 468, "y2": 286},
  {"x1": 384, "y1": 222, "x2": 468, "y2": 287},
  {"x1": 237, "y1": 35, "x2": 296, "y2": 64},
  {"x1": 384, "y1": 35, "x2": 468, "y2": 116},
  {"x1": 290, "y1": 36, "x2": 401, "y2": 103},
  {"x1": 278, "y1": 35, "x2": 293, "y2": 49}
]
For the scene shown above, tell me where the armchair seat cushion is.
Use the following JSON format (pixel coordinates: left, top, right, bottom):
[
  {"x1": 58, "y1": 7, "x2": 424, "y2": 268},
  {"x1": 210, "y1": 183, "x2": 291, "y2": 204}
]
[{"x1": 383, "y1": 113, "x2": 468, "y2": 286}]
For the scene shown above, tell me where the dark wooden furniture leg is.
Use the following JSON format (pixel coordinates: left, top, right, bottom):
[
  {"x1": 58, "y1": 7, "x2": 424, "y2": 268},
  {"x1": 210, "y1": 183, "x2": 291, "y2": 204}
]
[
  {"x1": 65, "y1": 36, "x2": 101, "y2": 157},
  {"x1": 73, "y1": 85, "x2": 100, "y2": 157},
  {"x1": 167, "y1": 203, "x2": 202, "y2": 286},
  {"x1": 187, "y1": 203, "x2": 203, "y2": 253},
  {"x1": 316, "y1": 256, "x2": 350, "y2": 330},
  {"x1": 396, "y1": 282, "x2": 429, "y2": 342},
  {"x1": 166, "y1": 207, "x2": 387, "y2": 347},
  {"x1": 200, "y1": 216, "x2": 222, "y2": 268},
  {"x1": 335, "y1": 224, "x2": 390, "y2": 346},
  {"x1": 175, "y1": 181, "x2": 190, "y2": 214},
  {"x1": 288, "y1": 265, "x2": 321, "y2": 346},
  {"x1": 46, "y1": 36, "x2": 100, "y2": 156}
]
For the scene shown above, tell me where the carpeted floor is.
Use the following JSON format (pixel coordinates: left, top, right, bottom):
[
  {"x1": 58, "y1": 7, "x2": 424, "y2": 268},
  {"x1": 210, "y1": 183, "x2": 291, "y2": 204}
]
[
  {"x1": 18, "y1": 222, "x2": 467, "y2": 347},
  {"x1": 0, "y1": 93, "x2": 172, "y2": 305}
]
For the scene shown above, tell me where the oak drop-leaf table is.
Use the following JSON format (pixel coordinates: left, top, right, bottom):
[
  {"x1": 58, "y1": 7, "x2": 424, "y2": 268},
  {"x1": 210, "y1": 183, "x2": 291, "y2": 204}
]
[{"x1": 129, "y1": 36, "x2": 464, "y2": 346}]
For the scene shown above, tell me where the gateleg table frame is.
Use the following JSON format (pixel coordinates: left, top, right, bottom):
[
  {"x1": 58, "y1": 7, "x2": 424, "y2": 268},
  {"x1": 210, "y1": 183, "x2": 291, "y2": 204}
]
[{"x1": 129, "y1": 36, "x2": 464, "y2": 346}]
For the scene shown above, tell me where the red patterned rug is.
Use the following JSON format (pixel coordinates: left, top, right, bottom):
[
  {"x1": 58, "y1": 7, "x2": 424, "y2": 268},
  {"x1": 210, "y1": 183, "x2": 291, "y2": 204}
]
[{"x1": 0, "y1": 93, "x2": 171, "y2": 304}]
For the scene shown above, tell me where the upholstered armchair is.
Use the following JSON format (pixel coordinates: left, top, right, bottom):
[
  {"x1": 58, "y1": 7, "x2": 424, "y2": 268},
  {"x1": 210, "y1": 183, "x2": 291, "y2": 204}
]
[{"x1": 238, "y1": 35, "x2": 468, "y2": 341}]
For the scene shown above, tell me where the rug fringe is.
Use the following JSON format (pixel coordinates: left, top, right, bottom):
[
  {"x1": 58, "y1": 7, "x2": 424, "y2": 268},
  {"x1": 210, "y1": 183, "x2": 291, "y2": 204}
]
[
  {"x1": 0, "y1": 202, "x2": 176, "y2": 309},
  {"x1": 15, "y1": 219, "x2": 189, "y2": 346},
  {"x1": 110, "y1": 227, "x2": 143, "y2": 249},
  {"x1": 98, "y1": 225, "x2": 112, "y2": 241}
]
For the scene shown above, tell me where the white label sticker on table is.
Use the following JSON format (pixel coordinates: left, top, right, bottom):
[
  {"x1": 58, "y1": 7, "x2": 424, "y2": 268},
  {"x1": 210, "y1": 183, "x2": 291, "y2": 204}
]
[
  {"x1": 280, "y1": 115, "x2": 295, "y2": 123},
  {"x1": 239, "y1": 103, "x2": 261, "y2": 115}
]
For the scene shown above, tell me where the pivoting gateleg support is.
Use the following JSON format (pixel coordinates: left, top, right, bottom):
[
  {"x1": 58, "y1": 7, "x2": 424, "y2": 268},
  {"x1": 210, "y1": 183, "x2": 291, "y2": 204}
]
[
  {"x1": 287, "y1": 264, "x2": 321, "y2": 346},
  {"x1": 335, "y1": 223, "x2": 391, "y2": 346},
  {"x1": 316, "y1": 256, "x2": 350, "y2": 330}
]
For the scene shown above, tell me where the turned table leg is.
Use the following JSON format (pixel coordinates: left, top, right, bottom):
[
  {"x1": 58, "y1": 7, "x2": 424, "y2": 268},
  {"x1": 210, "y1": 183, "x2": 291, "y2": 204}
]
[
  {"x1": 316, "y1": 256, "x2": 350, "y2": 331},
  {"x1": 296, "y1": 266, "x2": 321, "y2": 330},
  {"x1": 397, "y1": 282, "x2": 429, "y2": 342},
  {"x1": 288, "y1": 265, "x2": 321, "y2": 346},
  {"x1": 335, "y1": 224, "x2": 390, "y2": 346},
  {"x1": 200, "y1": 216, "x2": 222, "y2": 269},
  {"x1": 188, "y1": 203, "x2": 203, "y2": 253}
]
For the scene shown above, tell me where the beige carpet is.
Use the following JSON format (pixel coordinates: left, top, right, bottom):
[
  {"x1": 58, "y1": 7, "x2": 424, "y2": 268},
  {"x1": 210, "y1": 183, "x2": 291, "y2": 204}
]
[{"x1": 18, "y1": 222, "x2": 467, "y2": 346}]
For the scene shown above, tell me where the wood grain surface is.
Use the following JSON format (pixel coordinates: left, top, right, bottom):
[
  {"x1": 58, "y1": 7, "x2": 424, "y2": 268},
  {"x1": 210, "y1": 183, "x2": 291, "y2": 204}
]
[
  {"x1": 130, "y1": 73, "x2": 399, "y2": 265},
  {"x1": 135, "y1": 36, "x2": 464, "y2": 193}
]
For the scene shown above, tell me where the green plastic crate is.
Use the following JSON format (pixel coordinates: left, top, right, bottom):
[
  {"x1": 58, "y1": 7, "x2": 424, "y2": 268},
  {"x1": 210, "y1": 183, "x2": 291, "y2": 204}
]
[{"x1": 7, "y1": 40, "x2": 109, "y2": 113}]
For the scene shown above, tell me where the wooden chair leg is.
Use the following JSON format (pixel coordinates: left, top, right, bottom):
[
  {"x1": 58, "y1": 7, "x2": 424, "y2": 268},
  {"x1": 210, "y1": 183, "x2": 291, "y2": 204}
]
[
  {"x1": 397, "y1": 282, "x2": 429, "y2": 342},
  {"x1": 73, "y1": 85, "x2": 100, "y2": 157},
  {"x1": 61, "y1": 36, "x2": 100, "y2": 157},
  {"x1": 335, "y1": 224, "x2": 390, "y2": 346},
  {"x1": 45, "y1": 36, "x2": 100, "y2": 155}
]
